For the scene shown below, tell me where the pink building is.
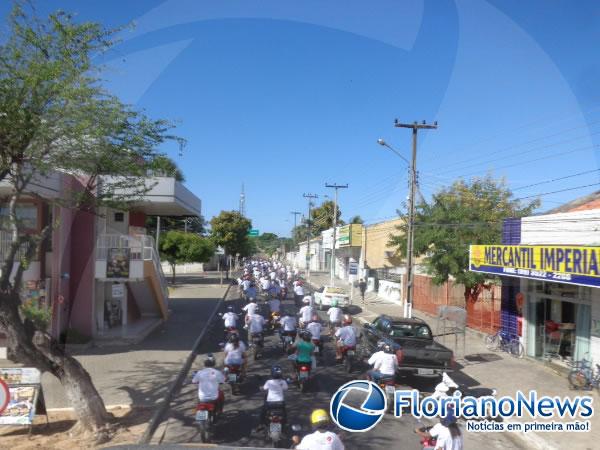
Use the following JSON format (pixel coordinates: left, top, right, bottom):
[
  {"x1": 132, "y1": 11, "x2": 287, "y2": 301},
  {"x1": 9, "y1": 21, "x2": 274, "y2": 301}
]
[{"x1": 0, "y1": 172, "x2": 201, "y2": 347}]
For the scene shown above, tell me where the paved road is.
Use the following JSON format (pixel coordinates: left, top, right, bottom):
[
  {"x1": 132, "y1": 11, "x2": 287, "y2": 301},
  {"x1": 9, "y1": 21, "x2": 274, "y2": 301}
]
[
  {"x1": 155, "y1": 287, "x2": 523, "y2": 449},
  {"x1": 39, "y1": 274, "x2": 228, "y2": 408}
]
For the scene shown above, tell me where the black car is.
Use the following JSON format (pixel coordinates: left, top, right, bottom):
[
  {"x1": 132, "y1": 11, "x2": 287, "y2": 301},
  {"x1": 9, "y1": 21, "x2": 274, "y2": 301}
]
[{"x1": 362, "y1": 315, "x2": 454, "y2": 377}]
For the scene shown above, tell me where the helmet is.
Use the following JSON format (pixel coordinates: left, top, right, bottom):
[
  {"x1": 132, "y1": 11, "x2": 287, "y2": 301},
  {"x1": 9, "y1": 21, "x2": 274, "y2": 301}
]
[
  {"x1": 204, "y1": 353, "x2": 216, "y2": 367},
  {"x1": 228, "y1": 333, "x2": 240, "y2": 344},
  {"x1": 301, "y1": 330, "x2": 312, "y2": 341},
  {"x1": 310, "y1": 409, "x2": 330, "y2": 426},
  {"x1": 383, "y1": 343, "x2": 394, "y2": 354},
  {"x1": 271, "y1": 365, "x2": 283, "y2": 379},
  {"x1": 302, "y1": 295, "x2": 312, "y2": 304},
  {"x1": 342, "y1": 314, "x2": 352, "y2": 325},
  {"x1": 377, "y1": 340, "x2": 387, "y2": 351},
  {"x1": 331, "y1": 299, "x2": 338, "y2": 307}
]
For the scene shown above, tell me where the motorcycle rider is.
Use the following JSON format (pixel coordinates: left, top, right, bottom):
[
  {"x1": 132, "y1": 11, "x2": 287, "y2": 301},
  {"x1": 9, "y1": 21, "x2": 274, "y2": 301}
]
[
  {"x1": 327, "y1": 300, "x2": 343, "y2": 330},
  {"x1": 191, "y1": 354, "x2": 225, "y2": 415},
  {"x1": 414, "y1": 409, "x2": 463, "y2": 450},
  {"x1": 279, "y1": 312, "x2": 298, "y2": 342},
  {"x1": 335, "y1": 315, "x2": 357, "y2": 361},
  {"x1": 298, "y1": 299, "x2": 315, "y2": 328},
  {"x1": 290, "y1": 330, "x2": 315, "y2": 376},
  {"x1": 367, "y1": 341, "x2": 398, "y2": 383},
  {"x1": 260, "y1": 365, "x2": 288, "y2": 426},
  {"x1": 293, "y1": 280, "x2": 305, "y2": 306},
  {"x1": 222, "y1": 306, "x2": 239, "y2": 331},
  {"x1": 224, "y1": 333, "x2": 247, "y2": 376},
  {"x1": 247, "y1": 311, "x2": 266, "y2": 349},
  {"x1": 245, "y1": 282, "x2": 258, "y2": 303},
  {"x1": 306, "y1": 314, "x2": 323, "y2": 354},
  {"x1": 292, "y1": 408, "x2": 344, "y2": 449},
  {"x1": 243, "y1": 297, "x2": 259, "y2": 322}
]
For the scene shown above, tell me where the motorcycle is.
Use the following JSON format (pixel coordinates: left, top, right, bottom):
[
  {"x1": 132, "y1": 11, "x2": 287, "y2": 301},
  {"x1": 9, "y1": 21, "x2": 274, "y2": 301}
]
[
  {"x1": 311, "y1": 338, "x2": 323, "y2": 358},
  {"x1": 223, "y1": 364, "x2": 242, "y2": 395},
  {"x1": 195, "y1": 400, "x2": 218, "y2": 443},
  {"x1": 264, "y1": 402, "x2": 286, "y2": 447},
  {"x1": 373, "y1": 374, "x2": 396, "y2": 414},
  {"x1": 279, "y1": 330, "x2": 296, "y2": 354},
  {"x1": 339, "y1": 344, "x2": 357, "y2": 373},
  {"x1": 249, "y1": 332, "x2": 264, "y2": 360},
  {"x1": 291, "y1": 356, "x2": 312, "y2": 393},
  {"x1": 415, "y1": 425, "x2": 436, "y2": 449}
]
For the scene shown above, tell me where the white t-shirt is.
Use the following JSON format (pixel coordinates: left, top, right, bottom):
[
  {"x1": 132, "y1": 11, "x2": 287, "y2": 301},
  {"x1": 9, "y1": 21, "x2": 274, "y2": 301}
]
[
  {"x1": 242, "y1": 279, "x2": 252, "y2": 290},
  {"x1": 335, "y1": 326, "x2": 357, "y2": 346},
  {"x1": 222, "y1": 312, "x2": 238, "y2": 328},
  {"x1": 263, "y1": 379, "x2": 288, "y2": 402},
  {"x1": 368, "y1": 351, "x2": 398, "y2": 375},
  {"x1": 269, "y1": 271, "x2": 277, "y2": 280},
  {"x1": 294, "y1": 285, "x2": 305, "y2": 296},
  {"x1": 299, "y1": 305, "x2": 315, "y2": 323},
  {"x1": 429, "y1": 423, "x2": 463, "y2": 450},
  {"x1": 296, "y1": 431, "x2": 345, "y2": 450},
  {"x1": 268, "y1": 298, "x2": 281, "y2": 313},
  {"x1": 306, "y1": 321, "x2": 322, "y2": 340},
  {"x1": 243, "y1": 302, "x2": 259, "y2": 315},
  {"x1": 327, "y1": 307, "x2": 343, "y2": 322},
  {"x1": 192, "y1": 368, "x2": 225, "y2": 401},
  {"x1": 280, "y1": 315, "x2": 297, "y2": 331},
  {"x1": 248, "y1": 314, "x2": 265, "y2": 334},
  {"x1": 261, "y1": 278, "x2": 271, "y2": 290},
  {"x1": 224, "y1": 341, "x2": 247, "y2": 364}
]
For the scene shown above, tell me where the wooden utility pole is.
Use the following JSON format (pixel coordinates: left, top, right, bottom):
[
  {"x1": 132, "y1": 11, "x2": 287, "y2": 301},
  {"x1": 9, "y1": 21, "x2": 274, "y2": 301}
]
[
  {"x1": 325, "y1": 183, "x2": 348, "y2": 286},
  {"x1": 394, "y1": 120, "x2": 438, "y2": 318}
]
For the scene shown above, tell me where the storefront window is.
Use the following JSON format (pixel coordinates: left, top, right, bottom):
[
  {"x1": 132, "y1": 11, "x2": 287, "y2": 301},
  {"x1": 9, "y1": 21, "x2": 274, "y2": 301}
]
[{"x1": 0, "y1": 205, "x2": 38, "y2": 230}]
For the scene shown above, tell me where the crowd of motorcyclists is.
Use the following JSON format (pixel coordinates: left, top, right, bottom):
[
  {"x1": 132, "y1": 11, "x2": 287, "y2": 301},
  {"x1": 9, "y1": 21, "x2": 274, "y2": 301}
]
[{"x1": 191, "y1": 257, "x2": 463, "y2": 450}]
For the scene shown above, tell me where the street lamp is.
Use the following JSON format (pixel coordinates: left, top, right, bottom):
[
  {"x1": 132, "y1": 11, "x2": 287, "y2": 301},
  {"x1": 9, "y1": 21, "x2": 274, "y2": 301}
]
[{"x1": 377, "y1": 138, "x2": 410, "y2": 166}]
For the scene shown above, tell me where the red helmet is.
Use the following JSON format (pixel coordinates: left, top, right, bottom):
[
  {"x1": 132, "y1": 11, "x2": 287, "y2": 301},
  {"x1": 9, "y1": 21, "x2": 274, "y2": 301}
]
[{"x1": 342, "y1": 314, "x2": 352, "y2": 325}]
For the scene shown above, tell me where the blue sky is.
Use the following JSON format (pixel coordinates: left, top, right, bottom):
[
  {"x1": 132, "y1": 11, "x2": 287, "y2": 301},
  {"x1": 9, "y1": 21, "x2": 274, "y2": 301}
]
[{"x1": 2, "y1": 1, "x2": 600, "y2": 236}]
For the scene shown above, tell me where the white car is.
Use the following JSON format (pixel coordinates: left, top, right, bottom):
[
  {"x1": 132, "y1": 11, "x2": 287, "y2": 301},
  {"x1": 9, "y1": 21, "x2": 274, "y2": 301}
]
[{"x1": 314, "y1": 286, "x2": 350, "y2": 309}]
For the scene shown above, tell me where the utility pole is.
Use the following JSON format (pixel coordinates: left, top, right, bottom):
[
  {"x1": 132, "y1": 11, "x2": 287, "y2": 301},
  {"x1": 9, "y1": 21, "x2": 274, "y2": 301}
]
[
  {"x1": 394, "y1": 120, "x2": 438, "y2": 318},
  {"x1": 325, "y1": 183, "x2": 348, "y2": 286},
  {"x1": 290, "y1": 211, "x2": 302, "y2": 234},
  {"x1": 303, "y1": 193, "x2": 318, "y2": 282}
]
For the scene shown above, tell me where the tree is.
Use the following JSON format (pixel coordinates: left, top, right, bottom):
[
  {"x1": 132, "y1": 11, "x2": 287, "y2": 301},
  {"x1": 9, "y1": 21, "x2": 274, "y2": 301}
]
[
  {"x1": 146, "y1": 215, "x2": 207, "y2": 237},
  {"x1": 148, "y1": 155, "x2": 185, "y2": 182},
  {"x1": 0, "y1": 3, "x2": 183, "y2": 439},
  {"x1": 159, "y1": 231, "x2": 214, "y2": 283},
  {"x1": 389, "y1": 176, "x2": 539, "y2": 303},
  {"x1": 210, "y1": 211, "x2": 253, "y2": 257},
  {"x1": 349, "y1": 215, "x2": 364, "y2": 224},
  {"x1": 310, "y1": 200, "x2": 344, "y2": 234},
  {"x1": 253, "y1": 232, "x2": 286, "y2": 257}
]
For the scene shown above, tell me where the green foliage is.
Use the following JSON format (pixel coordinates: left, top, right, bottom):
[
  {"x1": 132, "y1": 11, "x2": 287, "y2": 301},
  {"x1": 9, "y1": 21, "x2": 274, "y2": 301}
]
[
  {"x1": 159, "y1": 230, "x2": 214, "y2": 266},
  {"x1": 252, "y1": 232, "x2": 290, "y2": 256},
  {"x1": 148, "y1": 155, "x2": 185, "y2": 182},
  {"x1": 310, "y1": 200, "x2": 344, "y2": 234},
  {"x1": 389, "y1": 176, "x2": 540, "y2": 298},
  {"x1": 20, "y1": 300, "x2": 51, "y2": 329},
  {"x1": 146, "y1": 215, "x2": 207, "y2": 236},
  {"x1": 349, "y1": 215, "x2": 364, "y2": 224},
  {"x1": 209, "y1": 211, "x2": 253, "y2": 257}
]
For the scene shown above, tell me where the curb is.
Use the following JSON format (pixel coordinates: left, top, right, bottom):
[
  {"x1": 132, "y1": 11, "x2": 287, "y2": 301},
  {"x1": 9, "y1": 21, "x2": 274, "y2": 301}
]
[{"x1": 138, "y1": 283, "x2": 232, "y2": 445}]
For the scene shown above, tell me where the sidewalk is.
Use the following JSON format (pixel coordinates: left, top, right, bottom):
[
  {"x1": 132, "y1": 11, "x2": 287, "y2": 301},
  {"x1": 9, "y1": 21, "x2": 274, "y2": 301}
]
[
  {"x1": 307, "y1": 272, "x2": 599, "y2": 450},
  {"x1": 0, "y1": 273, "x2": 228, "y2": 409}
]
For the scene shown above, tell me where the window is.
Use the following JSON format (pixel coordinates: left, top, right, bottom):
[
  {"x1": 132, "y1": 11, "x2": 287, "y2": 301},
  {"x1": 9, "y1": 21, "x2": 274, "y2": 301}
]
[
  {"x1": 390, "y1": 322, "x2": 432, "y2": 338},
  {"x1": 0, "y1": 205, "x2": 38, "y2": 229},
  {"x1": 114, "y1": 212, "x2": 124, "y2": 222}
]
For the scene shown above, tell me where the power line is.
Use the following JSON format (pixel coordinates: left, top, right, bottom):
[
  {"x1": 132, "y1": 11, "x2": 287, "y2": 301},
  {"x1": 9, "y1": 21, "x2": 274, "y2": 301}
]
[{"x1": 511, "y1": 168, "x2": 600, "y2": 191}]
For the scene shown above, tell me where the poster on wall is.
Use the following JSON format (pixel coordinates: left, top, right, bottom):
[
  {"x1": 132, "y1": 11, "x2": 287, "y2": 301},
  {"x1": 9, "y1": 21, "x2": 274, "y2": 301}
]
[{"x1": 106, "y1": 248, "x2": 130, "y2": 278}]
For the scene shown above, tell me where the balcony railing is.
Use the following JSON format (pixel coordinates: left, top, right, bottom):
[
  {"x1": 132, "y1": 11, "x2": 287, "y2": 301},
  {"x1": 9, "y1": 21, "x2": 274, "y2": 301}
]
[
  {"x1": 0, "y1": 231, "x2": 31, "y2": 263},
  {"x1": 96, "y1": 233, "x2": 169, "y2": 300}
]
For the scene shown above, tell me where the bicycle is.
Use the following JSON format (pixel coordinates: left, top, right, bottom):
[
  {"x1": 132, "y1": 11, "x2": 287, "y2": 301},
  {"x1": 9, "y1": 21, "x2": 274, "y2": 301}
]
[
  {"x1": 568, "y1": 358, "x2": 600, "y2": 391},
  {"x1": 485, "y1": 330, "x2": 524, "y2": 358}
]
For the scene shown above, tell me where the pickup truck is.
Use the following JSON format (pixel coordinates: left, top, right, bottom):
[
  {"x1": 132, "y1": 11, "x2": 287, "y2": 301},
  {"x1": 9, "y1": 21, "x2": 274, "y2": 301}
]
[{"x1": 361, "y1": 314, "x2": 454, "y2": 377}]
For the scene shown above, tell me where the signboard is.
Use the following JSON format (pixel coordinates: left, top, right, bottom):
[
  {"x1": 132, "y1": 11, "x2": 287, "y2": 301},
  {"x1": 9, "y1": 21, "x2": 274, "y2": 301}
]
[
  {"x1": 111, "y1": 283, "x2": 125, "y2": 298},
  {"x1": 338, "y1": 224, "x2": 363, "y2": 247},
  {"x1": 469, "y1": 244, "x2": 600, "y2": 288},
  {"x1": 0, "y1": 380, "x2": 8, "y2": 415},
  {"x1": 215, "y1": 246, "x2": 225, "y2": 255},
  {"x1": 0, "y1": 368, "x2": 42, "y2": 426},
  {"x1": 247, "y1": 229, "x2": 259, "y2": 237},
  {"x1": 349, "y1": 261, "x2": 359, "y2": 275},
  {"x1": 106, "y1": 248, "x2": 130, "y2": 278}
]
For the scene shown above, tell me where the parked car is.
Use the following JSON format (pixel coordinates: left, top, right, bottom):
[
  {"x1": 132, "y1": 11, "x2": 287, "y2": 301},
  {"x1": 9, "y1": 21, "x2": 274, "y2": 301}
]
[
  {"x1": 362, "y1": 315, "x2": 454, "y2": 377},
  {"x1": 313, "y1": 286, "x2": 350, "y2": 309}
]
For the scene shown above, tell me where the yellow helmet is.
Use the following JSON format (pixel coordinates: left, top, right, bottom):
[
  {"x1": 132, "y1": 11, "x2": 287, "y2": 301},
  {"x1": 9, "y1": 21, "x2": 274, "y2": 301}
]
[{"x1": 310, "y1": 409, "x2": 330, "y2": 426}]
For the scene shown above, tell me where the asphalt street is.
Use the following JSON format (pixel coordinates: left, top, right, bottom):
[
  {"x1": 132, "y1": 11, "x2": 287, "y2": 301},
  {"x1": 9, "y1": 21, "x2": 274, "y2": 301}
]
[{"x1": 155, "y1": 288, "x2": 524, "y2": 449}]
